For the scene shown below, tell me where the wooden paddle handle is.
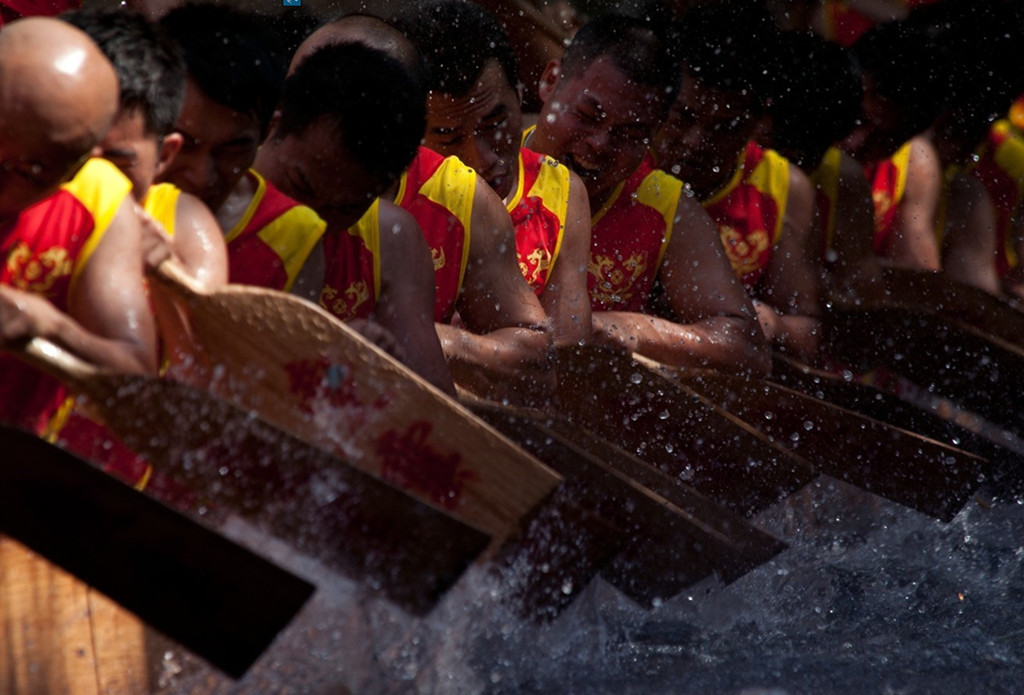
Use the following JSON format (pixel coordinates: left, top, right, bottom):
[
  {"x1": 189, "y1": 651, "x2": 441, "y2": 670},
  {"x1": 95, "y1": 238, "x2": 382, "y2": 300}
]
[
  {"x1": 150, "y1": 258, "x2": 207, "y2": 298},
  {"x1": 17, "y1": 337, "x2": 100, "y2": 389}
]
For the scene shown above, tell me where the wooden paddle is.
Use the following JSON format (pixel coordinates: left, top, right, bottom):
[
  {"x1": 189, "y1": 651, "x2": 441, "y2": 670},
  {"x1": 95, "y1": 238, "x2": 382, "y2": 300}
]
[
  {"x1": 769, "y1": 352, "x2": 1022, "y2": 474},
  {"x1": 147, "y1": 260, "x2": 560, "y2": 548},
  {"x1": 877, "y1": 266, "x2": 1024, "y2": 347},
  {"x1": 463, "y1": 396, "x2": 786, "y2": 610},
  {"x1": 824, "y1": 304, "x2": 1024, "y2": 437},
  {"x1": 0, "y1": 425, "x2": 314, "y2": 680},
  {"x1": 16, "y1": 338, "x2": 490, "y2": 615},
  {"x1": 640, "y1": 356, "x2": 987, "y2": 522},
  {"x1": 551, "y1": 344, "x2": 819, "y2": 517}
]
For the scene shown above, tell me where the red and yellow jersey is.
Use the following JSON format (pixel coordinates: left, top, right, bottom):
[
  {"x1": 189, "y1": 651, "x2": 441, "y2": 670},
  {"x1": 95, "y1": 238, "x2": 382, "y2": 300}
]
[
  {"x1": 393, "y1": 147, "x2": 473, "y2": 323},
  {"x1": 865, "y1": 140, "x2": 912, "y2": 256},
  {"x1": 589, "y1": 156, "x2": 680, "y2": 312},
  {"x1": 964, "y1": 119, "x2": 1024, "y2": 275},
  {"x1": 702, "y1": 141, "x2": 790, "y2": 289},
  {"x1": 54, "y1": 181, "x2": 184, "y2": 490},
  {"x1": 319, "y1": 199, "x2": 381, "y2": 321},
  {"x1": 143, "y1": 182, "x2": 181, "y2": 238},
  {"x1": 811, "y1": 146, "x2": 843, "y2": 257},
  {"x1": 1009, "y1": 95, "x2": 1024, "y2": 135},
  {"x1": 225, "y1": 169, "x2": 326, "y2": 292},
  {"x1": 0, "y1": 157, "x2": 131, "y2": 435},
  {"x1": 508, "y1": 147, "x2": 571, "y2": 296}
]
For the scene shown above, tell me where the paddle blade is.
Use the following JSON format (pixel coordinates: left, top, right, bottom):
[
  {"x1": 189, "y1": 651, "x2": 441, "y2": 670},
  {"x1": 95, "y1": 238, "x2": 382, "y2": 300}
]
[{"x1": 0, "y1": 426, "x2": 313, "y2": 679}]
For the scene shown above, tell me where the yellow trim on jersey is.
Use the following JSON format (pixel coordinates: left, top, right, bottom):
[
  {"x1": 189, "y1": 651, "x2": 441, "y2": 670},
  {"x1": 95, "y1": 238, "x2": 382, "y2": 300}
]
[
  {"x1": 703, "y1": 148, "x2": 749, "y2": 206},
  {"x1": 422, "y1": 155, "x2": 476, "y2": 299},
  {"x1": 226, "y1": 169, "x2": 326, "y2": 291},
  {"x1": 992, "y1": 120, "x2": 1024, "y2": 188},
  {"x1": 225, "y1": 169, "x2": 263, "y2": 243},
  {"x1": 635, "y1": 169, "x2": 682, "y2": 274},
  {"x1": 890, "y1": 140, "x2": 913, "y2": 212},
  {"x1": 349, "y1": 198, "x2": 382, "y2": 300},
  {"x1": 143, "y1": 182, "x2": 181, "y2": 238},
  {"x1": 505, "y1": 151, "x2": 527, "y2": 212},
  {"x1": 748, "y1": 147, "x2": 791, "y2": 246},
  {"x1": 65, "y1": 158, "x2": 133, "y2": 298},
  {"x1": 524, "y1": 151, "x2": 572, "y2": 275},
  {"x1": 812, "y1": 147, "x2": 843, "y2": 251}
]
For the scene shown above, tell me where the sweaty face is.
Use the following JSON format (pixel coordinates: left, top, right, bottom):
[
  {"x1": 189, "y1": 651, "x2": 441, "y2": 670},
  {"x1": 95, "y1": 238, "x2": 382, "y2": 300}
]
[
  {"x1": 254, "y1": 118, "x2": 388, "y2": 231},
  {"x1": 97, "y1": 109, "x2": 160, "y2": 202},
  {"x1": 653, "y1": 72, "x2": 757, "y2": 199},
  {"x1": 424, "y1": 60, "x2": 522, "y2": 201},
  {"x1": 158, "y1": 79, "x2": 262, "y2": 213},
  {"x1": 532, "y1": 56, "x2": 666, "y2": 207}
]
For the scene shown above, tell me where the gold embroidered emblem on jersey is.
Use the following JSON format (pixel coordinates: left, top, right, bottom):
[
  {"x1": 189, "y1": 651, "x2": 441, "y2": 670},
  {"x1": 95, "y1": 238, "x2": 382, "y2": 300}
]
[
  {"x1": 5, "y1": 243, "x2": 73, "y2": 293},
  {"x1": 521, "y1": 247, "x2": 553, "y2": 286},
  {"x1": 588, "y1": 252, "x2": 648, "y2": 304},
  {"x1": 431, "y1": 246, "x2": 446, "y2": 271},
  {"x1": 321, "y1": 280, "x2": 369, "y2": 319},
  {"x1": 720, "y1": 225, "x2": 770, "y2": 276}
]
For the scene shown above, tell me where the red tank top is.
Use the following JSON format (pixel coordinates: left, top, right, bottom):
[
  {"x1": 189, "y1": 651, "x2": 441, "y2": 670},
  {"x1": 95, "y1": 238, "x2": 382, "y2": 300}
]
[
  {"x1": 865, "y1": 140, "x2": 912, "y2": 256},
  {"x1": 320, "y1": 199, "x2": 381, "y2": 321},
  {"x1": 509, "y1": 148, "x2": 571, "y2": 296},
  {"x1": 393, "y1": 147, "x2": 473, "y2": 323},
  {"x1": 702, "y1": 141, "x2": 790, "y2": 289},
  {"x1": 588, "y1": 156, "x2": 680, "y2": 312},
  {"x1": 225, "y1": 170, "x2": 326, "y2": 291},
  {"x1": 0, "y1": 158, "x2": 131, "y2": 434}
]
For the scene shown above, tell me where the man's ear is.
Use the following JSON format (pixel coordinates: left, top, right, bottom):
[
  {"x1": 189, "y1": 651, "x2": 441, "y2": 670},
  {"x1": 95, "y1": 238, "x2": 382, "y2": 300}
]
[
  {"x1": 537, "y1": 59, "x2": 561, "y2": 104},
  {"x1": 154, "y1": 132, "x2": 183, "y2": 179},
  {"x1": 262, "y1": 109, "x2": 282, "y2": 145}
]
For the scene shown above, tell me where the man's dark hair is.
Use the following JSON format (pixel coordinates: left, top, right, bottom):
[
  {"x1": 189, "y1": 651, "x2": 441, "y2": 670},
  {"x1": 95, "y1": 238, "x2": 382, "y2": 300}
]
[
  {"x1": 393, "y1": 0, "x2": 519, "y2": 96},
  {"x1": 62, "y1": 7, "x2": 184, "y2": 137},
  {"x1": 674, "y1": 1, "x2": 778, "y2": 115},
  {"x1": 275, "y1": 42, "x2": 426, "y2": 186},
  {"x1": 559, "y1": 13, "x2": 680, "y2": 110},
  {"x1": 851, "y1": 18, "x2": 944, "y2": 140},
  {"x1": 768, "y1": 31, "x2": 863, "y2": 168},
  {"x1": 159, "y1": 3, "x2": 288, "y2": 137}
]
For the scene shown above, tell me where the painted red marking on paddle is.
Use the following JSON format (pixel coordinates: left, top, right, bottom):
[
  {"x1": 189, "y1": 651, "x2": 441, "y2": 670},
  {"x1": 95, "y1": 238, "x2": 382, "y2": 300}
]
[
  {"x1": 377, "y1": 421, "x2": 472, "y2": 509},
  {"x1": 285, "y1": 357, "x2": 391, "y2": 425}
]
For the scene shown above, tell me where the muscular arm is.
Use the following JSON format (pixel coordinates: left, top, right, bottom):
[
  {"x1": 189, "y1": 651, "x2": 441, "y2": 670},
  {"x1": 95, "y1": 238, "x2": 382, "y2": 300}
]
[
  {"x1": 438, "y1": 177, "x2": 554, "y2": 402},
  {"x1": 172, "y1": 192, "x2": 229, "y2": 288},
  {"x1": 2, "y1": 198, "x2": 157, "y2": 374},
  {"x1": 888, "y1": 136, "x2": 942, "y2": 271},
  {"x1": 539, "y1": 169, "x2": 591, "y2": 345},
  {"x1": 756, "y1": 164, "x2": 823, "y2": 362},
  {"x1": 942, "y1": 173, "x2": 1001, "y2": 296},
  {"x1": 592, "y1": 193, "x2": 770, "y2": 376},
  {"x1": 374, "y1": 201, "x2": 456, "y2": 396}
]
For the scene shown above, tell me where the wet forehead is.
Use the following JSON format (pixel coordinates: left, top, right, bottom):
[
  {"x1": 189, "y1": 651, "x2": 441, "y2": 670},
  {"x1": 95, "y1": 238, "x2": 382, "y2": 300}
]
[
  {"x1": 176, "y1": 80, "x2": 260, "y2": 145},
  {"x1": 427, "y1": 62, "x2": 518, "y2": 130},
  {"x1": 556, "y1": 56, "x2": 664, "y2": 126}
]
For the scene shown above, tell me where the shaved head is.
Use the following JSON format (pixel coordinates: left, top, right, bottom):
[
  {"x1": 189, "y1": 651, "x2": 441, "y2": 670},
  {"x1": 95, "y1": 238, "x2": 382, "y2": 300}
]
[
  {"x1": 289, "y1": 14, "x2": 424, "y2": 79},
  {"x1": 0, "y1": 17, "x2": 119, "y2": 158}
]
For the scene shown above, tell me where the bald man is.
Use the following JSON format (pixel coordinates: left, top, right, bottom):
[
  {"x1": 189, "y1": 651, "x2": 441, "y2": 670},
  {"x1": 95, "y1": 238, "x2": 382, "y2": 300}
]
[
  {"x1": 0, "y1": 17, "x2": 157, "y2": 693},
  {"x1": 0, "y1": 17, "x2": 156, "y2": 434}
]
